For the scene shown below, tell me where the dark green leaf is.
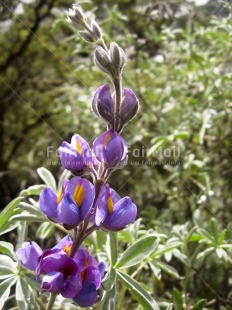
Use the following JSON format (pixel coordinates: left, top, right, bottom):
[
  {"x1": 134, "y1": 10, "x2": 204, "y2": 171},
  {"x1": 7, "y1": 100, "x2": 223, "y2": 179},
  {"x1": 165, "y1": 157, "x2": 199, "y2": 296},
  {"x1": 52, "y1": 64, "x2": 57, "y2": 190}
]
[
  {"x1": 117, "y1": 271, "x2": 159, "y2": 310},
  {"x1": 116, "y1": 235, "x2": 159, "y2": 268}
]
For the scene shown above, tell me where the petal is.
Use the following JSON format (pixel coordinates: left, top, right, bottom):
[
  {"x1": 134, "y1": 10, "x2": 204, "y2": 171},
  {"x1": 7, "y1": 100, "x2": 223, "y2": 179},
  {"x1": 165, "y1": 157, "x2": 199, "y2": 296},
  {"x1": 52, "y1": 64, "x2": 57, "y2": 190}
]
[
  {"x1": 73, "y1": 249, "x2": 98, "y2": 270},
  {"x1": 66, "y1": 177, "x2": 94, "y2": 221},
  {"x1": 119, "y1": 88, "x2": 139, "y2": 123},
  {"x1": 94, "y1": 186, "x2": 108, "y2": 226},
  {"x1": 93, "y1": 129, "x2": 127, "y2": 165},
  {"x1": 16, "y1": 241, "x2": 42, "y2": 271},
  {"x1": 73, "y1": 282, "x2": 98, "y2": 307},
  {"x1": 53, "y1": 235, "x2": 73, "y2": 249},
  {"x1": 39, "y1": 187, "x2": 58, "y2": 220},
  {"x1": 58, "y1": 142, "x2": 86, "y2": 171},
  {"x1": 70, "y1": 134, "x2": 93, "y2": 165},
  {"x1": 92, "y1": 84, "x2": 114, "y2": 122},
  {"x1": 83, "y1": 266, "x2": 101, "y2": 289},
  {"x1": 57, "y1": 192, "x2": 81, "y2": 227},
  {"x1": 98, "y1": 262, "x2": 106, "y2": 279},
  {"x1": 103, "y1": 197, "x2": 137, "y2": 230},
  {"x1": 41, "y1": 272, "x2": 64, "y2": 293},
  {"x1": 38, "y1": 253, "x2": 78, "y2": 276},
  {"x1": 61, "y1": 273, "x2": 82, "y2": 298}
]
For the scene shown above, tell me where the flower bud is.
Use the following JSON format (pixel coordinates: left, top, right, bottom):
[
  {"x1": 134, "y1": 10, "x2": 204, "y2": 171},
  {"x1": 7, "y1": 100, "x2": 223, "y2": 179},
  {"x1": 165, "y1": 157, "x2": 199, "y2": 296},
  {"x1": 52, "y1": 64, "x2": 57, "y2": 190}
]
[
  {"x1": 109, "y1": 42, "x2": 127, "y2": 72},
  {"x1": 66, "y1": 6, "x2": 85, "y2": 25},
  {"x1": 92, "y1": 84, "x2": 114, "y2": 123},
  {"x1": 94, "y1": 47, "x2": 112, "y2": 74},
  {"x1": 79, "y1": 30, "x2": 95, "y2": 43},
  {"x1": 118, "y1": 88, "x2": 139, "y2": 128},
  {"x1": 93, "y1": 129, "x2": 128, "y2": 168},
  {"x1": 91, "y1": 21, "x2": 102, "y2": 39}
]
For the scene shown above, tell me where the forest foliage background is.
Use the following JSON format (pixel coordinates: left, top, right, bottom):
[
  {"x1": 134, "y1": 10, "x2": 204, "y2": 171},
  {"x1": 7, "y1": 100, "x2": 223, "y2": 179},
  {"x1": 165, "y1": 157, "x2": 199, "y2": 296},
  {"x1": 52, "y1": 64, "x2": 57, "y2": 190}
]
[{"x1": 1, "y1": 0, "x2": 232, "y2": 308}]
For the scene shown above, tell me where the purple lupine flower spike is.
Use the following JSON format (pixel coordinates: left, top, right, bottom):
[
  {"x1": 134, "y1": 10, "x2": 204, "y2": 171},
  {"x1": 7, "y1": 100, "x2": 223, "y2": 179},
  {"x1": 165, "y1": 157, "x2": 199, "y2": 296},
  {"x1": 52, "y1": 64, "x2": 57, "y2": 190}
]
[
  {"x1": 92, "y1": 84, "x2": 114, "y2": 124},
  {"x1": 57, "y1": 177, "x2": 94, "y2": 229},
  {"x1": 58, "y1": 134, "x2": 93, "y2": 175},
  {"x1": 94, "y1": 184, "x2": 137, "y2": 231},
  {"x1": 16, "y1": 241, "x2": 42, "y2": 271},
  {"x1": 93, "y1": 129, "x2": 128, "y2": 168}
]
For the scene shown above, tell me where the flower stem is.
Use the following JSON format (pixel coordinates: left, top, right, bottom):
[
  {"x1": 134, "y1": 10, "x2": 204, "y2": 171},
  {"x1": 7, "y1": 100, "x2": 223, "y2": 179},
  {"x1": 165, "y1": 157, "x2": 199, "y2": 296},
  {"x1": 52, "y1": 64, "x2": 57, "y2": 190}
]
[
  {"x1": 113, "y1": 76, "x2": 122, "y2": 131},
  {"x1": 46, "y1": 293, "x2": 58, "y2": 310}
]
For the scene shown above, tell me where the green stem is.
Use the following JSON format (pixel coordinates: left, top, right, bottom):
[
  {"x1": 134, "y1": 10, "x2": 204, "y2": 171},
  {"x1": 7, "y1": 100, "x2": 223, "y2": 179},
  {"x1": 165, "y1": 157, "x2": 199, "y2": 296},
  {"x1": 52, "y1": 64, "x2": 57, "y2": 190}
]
[{"x1": 46, "y1": 293, "x2": 58, "y2": 310}]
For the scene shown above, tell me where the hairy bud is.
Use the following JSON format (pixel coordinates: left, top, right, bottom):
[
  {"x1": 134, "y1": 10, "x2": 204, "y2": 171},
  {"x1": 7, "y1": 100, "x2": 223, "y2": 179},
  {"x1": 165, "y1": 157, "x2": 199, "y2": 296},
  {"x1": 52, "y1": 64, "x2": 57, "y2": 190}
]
[
  {"x1": 66, "y1": 6, "x2": 85, "y2": 25},
  {"x1": 79, "y1": 30, "x2": 95, "y2": 43},
  {"x1": 91, "y1": 21, "x2": 102, "y2": 39},
  {"x1": 94, "y1": 47, "x2": 112, "y2": 74},
  {"x1": 109, "y1": 42, "x2": 127, "y2": 73}
]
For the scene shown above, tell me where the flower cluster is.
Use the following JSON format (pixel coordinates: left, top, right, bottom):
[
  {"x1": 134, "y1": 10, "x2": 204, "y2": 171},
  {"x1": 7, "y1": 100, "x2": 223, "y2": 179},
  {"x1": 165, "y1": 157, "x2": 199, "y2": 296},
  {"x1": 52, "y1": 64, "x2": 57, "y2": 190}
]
[
  {"x1": 17, "y1": 3, "x2": 140, "y2": 309},
  {"x1": 16, "y1": 236, "x2": 105, "y2": 307}
]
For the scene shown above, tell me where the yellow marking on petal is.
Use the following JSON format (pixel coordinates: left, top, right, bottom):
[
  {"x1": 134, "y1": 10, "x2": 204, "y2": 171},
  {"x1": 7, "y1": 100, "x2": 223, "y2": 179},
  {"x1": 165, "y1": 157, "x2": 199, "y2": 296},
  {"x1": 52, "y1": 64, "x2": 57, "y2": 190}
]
[
  {"x1": 76, "y1": 139, "x2": 83, "y2": 154},
  {"x1": 104, "y1": 131, "x2": 113, "y2": 146},
  {"x1": 57, "y1": 189, "x2": 63, "y2": 204},
  {"x1": 73, "y1": 185, "x2": 84, "y2": 207},
  {"x1": 107, "y1": 196, "x2": 114, "y2": 214},
  {"x1": 63, "y1": 244, "x2": 72, "y2": 254}
]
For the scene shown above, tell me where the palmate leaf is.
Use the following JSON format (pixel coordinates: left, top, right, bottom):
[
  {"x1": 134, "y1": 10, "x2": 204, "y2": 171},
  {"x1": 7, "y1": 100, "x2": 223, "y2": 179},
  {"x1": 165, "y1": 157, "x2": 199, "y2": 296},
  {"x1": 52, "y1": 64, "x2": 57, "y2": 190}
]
[
  {"x1": 115, "y1": 235, "x2": 159, "y2": 268},
  {"x1": 0, "y1": 276, "x2": 17, "y2": 310},
  {"x1": 0, "y1": 255, "x2": 17, "y2": 280},
  {"x1": 117, "y1": 271, "x2": 159, "y2": 310},
  {"x1": 16, "y1": 277, "x2": 39, "y2": 310}
]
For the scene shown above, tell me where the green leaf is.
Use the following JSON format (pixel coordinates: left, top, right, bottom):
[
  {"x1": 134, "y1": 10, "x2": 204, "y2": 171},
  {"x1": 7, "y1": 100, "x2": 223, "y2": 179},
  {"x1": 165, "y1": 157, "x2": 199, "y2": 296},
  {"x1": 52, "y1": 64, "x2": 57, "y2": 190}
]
[
  {"x1": 107, "y1": 232, "x2": 118, "y2": 266},
  {"x1": 19, "y1": 202, "x2": 42, "y2": 215},
  {"x1": 0, "y1": 255, "x2": 17, "y2": 280},
  {"x1": 173, "y1": 288, "x2": 184, "y2": 310},
  {"x1": 115, "y1": 235, "x2": 159, "y2": 268},
  {"x1": 149, "y1": 262, "x2": 161, "y2": 280},
  {"x1": 117, "y1": 271, "x2": 159, "y2": 310},
  {"x1": 218, "y1": 229, "x2": 227, "y2": 244},
  {"x1": 37, "y1": 167, "x2": 56, "y2": 192},
  {"x1": 100, "y1": 285, "x2": 116, "y2": 310},
  {"x1": 153, "y1": 242, "x2": 182, "y2": 258},
  {"x1": 192, "y1": 299, "x2": 206, "y2": 310},
  {"x1": 36, "y1": 222, "x2": 55, "y2": 239},
  {"x1": 155, "y1": 261, "x2": 180, "y2": 279},
  {"x1": 16, "y1": 277, "x2": 39, "y2": 310},
  {"x1": 210, "y1": 218, "x2": 218, "y2": 242},
  {"x1": 20, "y1": 184, "x2": 46, "y2": 197},
  {"x1": 102, "y1": 268, "x2": 117, "y2": 291},
  {"x1": 57, "y1": 169, "x2": 71, "y2": 192},
  {"x1": 0, "y1": 241, "x2": 14, "y2": 255},
  {"x1": 0, "y1": 276, "x2": 17, "y2": 310},
  {"x1": 0, "y1": 197, "x2": 23, "y2": 235},
  {"x1": 10, "y1": 214, "x2": 46, "y2": 223}
]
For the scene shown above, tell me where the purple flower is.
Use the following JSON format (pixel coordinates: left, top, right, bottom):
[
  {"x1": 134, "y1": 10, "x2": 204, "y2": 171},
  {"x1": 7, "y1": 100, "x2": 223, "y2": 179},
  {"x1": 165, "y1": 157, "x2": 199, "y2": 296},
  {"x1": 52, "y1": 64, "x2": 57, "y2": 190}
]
[
  {"x1": 92, "y1": 84, "x2": 114, "y2": 124},
  {"x1": 17, "y1": 236, "x2": 105, "y2": 306},
  {"x1": 93, "y1": 129, "x2": 128, "y2": 168},
  {"x1": 39, "y1": 253, "x2": 81, "y2": 298},
  {"x1": 94, "y1": 184, "x2": 137, "y2": 231},
  {"x1": 58, "y1": 134, "x2": 93, "y2": 174},
  {"x1": 73, "y1": 249, "x2": 105, "y2": 307},
  {"x1": 39, "y1": 177, "x2": 94, "y2": 229},
  {"x1": 57, "y1": 177, "x2": 94, "y2": 229},
  {"x1": 16, "y1": 241, "x2": 42, "y2": 271}
]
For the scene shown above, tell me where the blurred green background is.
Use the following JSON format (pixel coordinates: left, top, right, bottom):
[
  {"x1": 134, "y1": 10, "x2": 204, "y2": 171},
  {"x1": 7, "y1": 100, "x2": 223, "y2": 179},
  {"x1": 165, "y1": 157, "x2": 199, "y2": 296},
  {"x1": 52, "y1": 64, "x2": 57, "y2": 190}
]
[{"x1": 1, "y1": 0, "x2": 232, "y2": 308}]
